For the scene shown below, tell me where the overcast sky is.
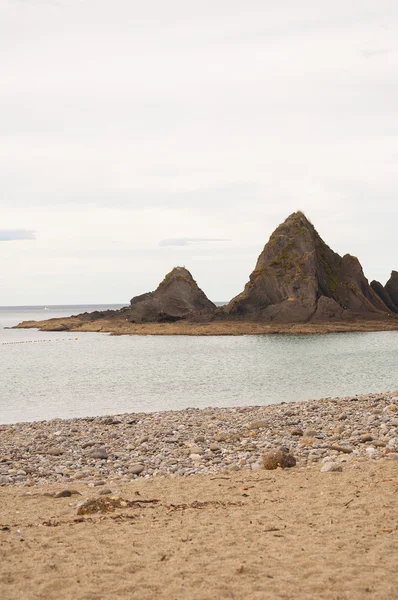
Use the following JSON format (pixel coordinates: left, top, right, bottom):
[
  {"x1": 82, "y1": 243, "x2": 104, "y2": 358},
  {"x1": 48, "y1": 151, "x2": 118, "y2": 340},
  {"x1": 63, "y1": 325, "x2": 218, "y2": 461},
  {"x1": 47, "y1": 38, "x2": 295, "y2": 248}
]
[{"x1": 1, "y1": 0, "x2": 397, "y2": 305}]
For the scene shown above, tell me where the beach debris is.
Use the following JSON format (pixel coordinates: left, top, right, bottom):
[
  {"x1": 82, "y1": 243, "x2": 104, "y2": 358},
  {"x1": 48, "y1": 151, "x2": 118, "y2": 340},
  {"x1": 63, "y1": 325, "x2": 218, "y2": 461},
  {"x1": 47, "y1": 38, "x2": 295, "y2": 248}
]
[
  {"x1": 166, "y1": 500, "x2": 244, "y2": 511},
  {"x1": 262, "y1": 449, "x2": 297, "y2": 470},
  {"x1": 77, "y1": 496, "x2": 160, "y2": 515}
]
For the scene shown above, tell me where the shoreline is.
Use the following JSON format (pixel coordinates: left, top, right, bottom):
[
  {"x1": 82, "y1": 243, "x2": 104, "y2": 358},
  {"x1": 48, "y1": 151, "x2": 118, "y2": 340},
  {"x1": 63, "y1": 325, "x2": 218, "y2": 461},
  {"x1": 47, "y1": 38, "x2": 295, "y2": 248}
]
[
  {"x1": 14, "y1": 317, "x2": 398, "y2": 336},
  {"x1": 1, "y1": 390, "x2": 397, "y2": 486}
]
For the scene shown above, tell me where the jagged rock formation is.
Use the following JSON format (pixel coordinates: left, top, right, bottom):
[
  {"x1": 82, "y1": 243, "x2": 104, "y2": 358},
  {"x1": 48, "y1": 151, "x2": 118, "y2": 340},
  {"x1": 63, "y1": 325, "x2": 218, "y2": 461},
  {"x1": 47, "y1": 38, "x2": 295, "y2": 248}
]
[
  {"x1": 225, "y1": 212, "x2": 390, "y2": 323},
  {"x1": 128, "y1": 267, "x2": 216, "y2": 323},
  {"x1": 370, "y1": 279, "x2": 398, "y2": 314},
  {"x1": 385, "y1": 271, "x2": 398, "y2": 309},
  {"x1": 14, "y1": 212, "x2": 398, "y2": 333}
]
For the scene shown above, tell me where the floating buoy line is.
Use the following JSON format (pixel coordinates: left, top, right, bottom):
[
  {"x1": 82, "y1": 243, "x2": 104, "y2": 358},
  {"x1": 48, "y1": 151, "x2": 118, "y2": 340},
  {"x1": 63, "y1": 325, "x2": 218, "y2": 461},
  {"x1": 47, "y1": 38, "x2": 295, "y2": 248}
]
[{"x1": 1, "y1": 338, "x2": 79, "y2": 346}]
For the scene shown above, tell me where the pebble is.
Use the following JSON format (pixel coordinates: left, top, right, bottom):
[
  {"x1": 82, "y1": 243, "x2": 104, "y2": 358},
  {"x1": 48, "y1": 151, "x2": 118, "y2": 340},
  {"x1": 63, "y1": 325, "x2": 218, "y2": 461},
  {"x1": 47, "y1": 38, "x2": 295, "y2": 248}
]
[
  {"x1": 248, "y1": 420, "x2": 268, "y2": 430},
  {"x1": 303, "y1": 429, "x2": 317, "y2": 437},
  {"x1": 189, "y1": 446, "x2": 204, "y2": 455},
  {"x1": 88, "y1": 448, "x2": 108, "y2": 460},
  {"x1": 129, "y1": 464, "x2": 145, "y2": 475},
  {"x1": 320, "y1": 462, "x2": 343, "y2": 473},
  {"x1": 366, "y1": 447, "x2": 378, "y2": 457},
  {"x1": 47, "y1": 448, "x2": 64, "y2": 456},
  {"x1": 291, "y1": 429, "x2": 304, "y2": 437},
  {"x1": 330, "y1": 444, "x2": 353, "y2": 454},
  {"x1": 55, "y1": 489, "x2": 72, "y2": 498},
  {"x1": 1, "y1": 390, "x2": 398, "y2": 485},
  {"x1": 209, "y1": 443, "x2": 221, "y2": 452},
  {"x1": 189, "y1": 454, "x2": 202, "y2": 462},
  {"x1": 81, "y1": 441, "x2": 95, "y2": 449}
]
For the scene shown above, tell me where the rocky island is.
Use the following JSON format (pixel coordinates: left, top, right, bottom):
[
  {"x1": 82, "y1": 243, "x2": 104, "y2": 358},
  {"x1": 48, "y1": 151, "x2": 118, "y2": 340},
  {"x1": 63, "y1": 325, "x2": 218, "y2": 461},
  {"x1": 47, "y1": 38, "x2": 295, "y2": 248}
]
[{"x1": 15, "y1": 212, "x2": 398, "y2": 335}]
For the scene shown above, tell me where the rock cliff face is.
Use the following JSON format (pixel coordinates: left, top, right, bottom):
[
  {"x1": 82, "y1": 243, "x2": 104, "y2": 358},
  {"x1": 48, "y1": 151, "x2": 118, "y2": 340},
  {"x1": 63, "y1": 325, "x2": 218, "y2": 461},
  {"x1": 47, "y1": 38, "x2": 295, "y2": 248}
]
[
  {"x1": 128, "y1": 267, "x2": 215, "y2": 323},
  {"x1": 370, "y1": 279, "x2": 398, "y2": 314},
  {"x1": 385, "y1": 271, "x2": 398, "y2": 309},
  {"x1": 225, "y1": 212, "x2": 389, "y2": 323}
]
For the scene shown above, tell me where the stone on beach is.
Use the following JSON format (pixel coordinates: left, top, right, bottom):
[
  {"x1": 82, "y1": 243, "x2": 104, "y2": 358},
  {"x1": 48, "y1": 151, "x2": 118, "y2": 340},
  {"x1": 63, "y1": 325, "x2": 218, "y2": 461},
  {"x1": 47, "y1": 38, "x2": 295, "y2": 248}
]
[
  {"x1": 47, "y1": 448, "x2": 64, "y2": 456},
  {"x1": 263, "y1": 449, "x2": 297, "y2": 470},
  {"x1": 88, "y1": 448, "x2": 108, "y2": 459},
  {"x1": 129, "y1": 464, "x2": 145, "y2": 475},
  {"x1": 321, "y1": 462, "x2": 343, "y2": 473}
]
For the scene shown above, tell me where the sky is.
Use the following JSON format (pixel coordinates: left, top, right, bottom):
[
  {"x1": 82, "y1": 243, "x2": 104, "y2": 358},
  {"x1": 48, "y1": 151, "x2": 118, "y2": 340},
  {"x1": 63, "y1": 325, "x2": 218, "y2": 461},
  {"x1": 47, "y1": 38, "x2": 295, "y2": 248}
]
[{"x1": 1, "y1": 0, "x2": 397, "y2": 305}]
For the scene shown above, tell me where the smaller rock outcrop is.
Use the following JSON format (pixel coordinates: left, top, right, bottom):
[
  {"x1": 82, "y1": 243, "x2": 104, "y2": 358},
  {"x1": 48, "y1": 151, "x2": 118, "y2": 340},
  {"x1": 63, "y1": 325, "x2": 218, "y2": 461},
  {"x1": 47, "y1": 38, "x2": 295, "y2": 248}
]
[
  {"x1": 385, "y1": 271, "x2": 398, "y2": 309},
  {"x1": 128, "y1": 267, "x2": 216, "y2": 323},
  {"x1": 370, "y1": 279, "x2": 398, "y2": 313}
]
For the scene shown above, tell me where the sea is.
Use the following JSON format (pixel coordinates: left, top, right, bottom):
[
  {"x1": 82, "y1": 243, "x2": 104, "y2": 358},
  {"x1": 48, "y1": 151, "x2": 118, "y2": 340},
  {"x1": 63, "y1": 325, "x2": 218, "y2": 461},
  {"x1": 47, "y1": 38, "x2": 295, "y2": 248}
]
[{"x1": 1, "y1": 305, "x2": 398, "y2": 425}]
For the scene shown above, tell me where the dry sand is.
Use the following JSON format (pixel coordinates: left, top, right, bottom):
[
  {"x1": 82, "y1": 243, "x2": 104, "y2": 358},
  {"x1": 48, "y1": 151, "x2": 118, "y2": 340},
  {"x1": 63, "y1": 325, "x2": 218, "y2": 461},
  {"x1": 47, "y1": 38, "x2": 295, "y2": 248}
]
[{"x1": 1, "y1": 460, "x2": 397, "y2": 600}]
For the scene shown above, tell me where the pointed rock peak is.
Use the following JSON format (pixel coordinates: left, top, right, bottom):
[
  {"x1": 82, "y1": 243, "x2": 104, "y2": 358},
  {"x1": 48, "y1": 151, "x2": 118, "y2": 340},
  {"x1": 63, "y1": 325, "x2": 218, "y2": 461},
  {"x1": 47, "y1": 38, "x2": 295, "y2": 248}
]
[
  {"x1": 283, "y1": 210, "x2": 310, "y2": 223},
  {"x1": 129, "y1": 266, "x2": 215, "y2": 323},
  {"x1": 226, "y1": 212, "x2": 390, "y2": 322},
  {"x1": 266, "y1": 211, "x2": 320, "y2": 248},
  {"x1": 157, "y1": 266, "x2": 197, "y2": 289},
  {"x1": 271, "y1": 210, "x2": 310, "y2": 232}
]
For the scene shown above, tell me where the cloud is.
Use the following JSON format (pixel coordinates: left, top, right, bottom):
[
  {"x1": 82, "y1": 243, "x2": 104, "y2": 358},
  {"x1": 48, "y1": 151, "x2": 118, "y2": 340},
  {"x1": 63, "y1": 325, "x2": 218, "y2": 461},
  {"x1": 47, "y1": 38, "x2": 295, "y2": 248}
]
[
  {"x1": 159, "y1": 237, "x2": 230, "y2": 247},
  {"x1": 0, "y1": 229, "x2": 35, "y2": 241},
  {"x1": 362, "y1": 47, "x2": 398, "y2": 59},
  {"x1": 1, "y1": 0, "x2": 398, "y2": 303}
]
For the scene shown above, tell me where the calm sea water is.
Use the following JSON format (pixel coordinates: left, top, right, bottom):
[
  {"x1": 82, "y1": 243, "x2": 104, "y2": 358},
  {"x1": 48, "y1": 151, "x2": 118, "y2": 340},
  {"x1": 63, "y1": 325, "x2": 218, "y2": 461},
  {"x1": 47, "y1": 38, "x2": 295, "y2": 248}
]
[{"x1": 1, "y1": 305, "x2": 398, "y2": 424}]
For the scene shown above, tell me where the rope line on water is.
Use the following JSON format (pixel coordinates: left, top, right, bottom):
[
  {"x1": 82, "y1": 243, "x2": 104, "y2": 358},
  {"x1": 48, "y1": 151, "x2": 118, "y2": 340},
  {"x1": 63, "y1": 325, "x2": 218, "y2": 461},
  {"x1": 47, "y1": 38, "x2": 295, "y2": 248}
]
[{"x1": 1, "y1": 338, "x2": 79, "y2": 346}]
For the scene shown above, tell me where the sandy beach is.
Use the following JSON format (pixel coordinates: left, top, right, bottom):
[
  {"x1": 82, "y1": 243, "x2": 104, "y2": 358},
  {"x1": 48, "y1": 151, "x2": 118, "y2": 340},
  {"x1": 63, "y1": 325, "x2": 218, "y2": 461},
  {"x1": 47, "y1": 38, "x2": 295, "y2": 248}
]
[
  {"x1": 1, "y1": 460, "x2": 398, "y2": 600},
  {"x1": 3, "y1": 1, "x2": 398, "y2": 598},
  {"x1": 1, "y1": 392, "x2": 398, "y2": 599}
]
